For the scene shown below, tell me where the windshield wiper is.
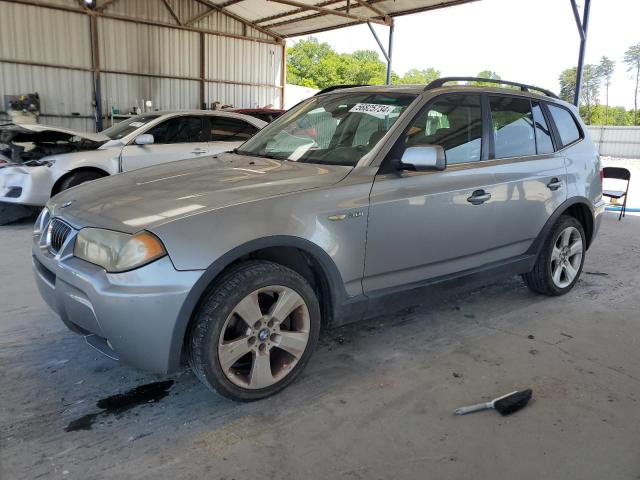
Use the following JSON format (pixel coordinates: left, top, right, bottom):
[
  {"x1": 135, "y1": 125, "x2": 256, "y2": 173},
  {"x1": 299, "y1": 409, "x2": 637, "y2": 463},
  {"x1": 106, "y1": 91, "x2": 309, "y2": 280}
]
[{"x1": 234, "y1": 149, "x2": 285, "y2": 161}]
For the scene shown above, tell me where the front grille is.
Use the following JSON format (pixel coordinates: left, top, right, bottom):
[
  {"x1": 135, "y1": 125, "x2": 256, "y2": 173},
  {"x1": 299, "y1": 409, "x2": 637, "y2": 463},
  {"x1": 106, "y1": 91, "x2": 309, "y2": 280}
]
[{"x1": 47, "y1": 218, "x2": 72, "y2": 254}]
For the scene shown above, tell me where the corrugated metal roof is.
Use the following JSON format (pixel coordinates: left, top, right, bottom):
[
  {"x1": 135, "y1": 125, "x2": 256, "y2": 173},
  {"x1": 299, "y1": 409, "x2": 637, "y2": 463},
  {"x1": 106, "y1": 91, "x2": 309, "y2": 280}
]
[{"x1": 220, "y1": 0, "x2": 481, "y2": 38}]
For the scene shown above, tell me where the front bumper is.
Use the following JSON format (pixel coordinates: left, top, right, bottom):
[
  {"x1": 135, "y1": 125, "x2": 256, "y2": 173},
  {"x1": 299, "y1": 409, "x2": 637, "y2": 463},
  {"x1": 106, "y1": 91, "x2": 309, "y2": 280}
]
[
  {"x1": 32, "y1": 220, "x2": 204, "y2": 373},
  {"x1": 0, "y1": 165, "x2": 53, "y2": 206}
]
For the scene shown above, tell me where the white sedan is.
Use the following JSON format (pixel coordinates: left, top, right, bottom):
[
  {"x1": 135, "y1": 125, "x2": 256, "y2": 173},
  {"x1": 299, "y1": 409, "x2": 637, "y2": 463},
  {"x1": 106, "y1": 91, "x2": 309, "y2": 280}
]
[{"x1": 0, "y1": 110, "x2": 267, "y2": 212}]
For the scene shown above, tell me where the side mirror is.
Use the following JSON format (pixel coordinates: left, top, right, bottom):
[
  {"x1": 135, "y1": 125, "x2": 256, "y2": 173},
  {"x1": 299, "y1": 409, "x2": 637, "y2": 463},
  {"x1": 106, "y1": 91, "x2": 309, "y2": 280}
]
[
  {"x1": 134, "y1": 134, "x2": 154, "y2": 145},
  {"x1": 400, "y1": 145, "x2": 446, "y2": 171}
]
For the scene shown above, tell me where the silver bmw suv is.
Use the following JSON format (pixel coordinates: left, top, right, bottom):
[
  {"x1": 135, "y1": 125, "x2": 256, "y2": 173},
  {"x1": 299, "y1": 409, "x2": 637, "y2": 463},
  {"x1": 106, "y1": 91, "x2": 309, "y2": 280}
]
[{"x1": 32, "y1": 78, "x2": 604, "y2": 401}]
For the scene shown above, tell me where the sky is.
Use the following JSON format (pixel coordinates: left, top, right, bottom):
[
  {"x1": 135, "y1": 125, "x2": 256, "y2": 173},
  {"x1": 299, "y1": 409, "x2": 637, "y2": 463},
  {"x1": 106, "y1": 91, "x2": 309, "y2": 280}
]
[{"x1": 291, "y1": 0, "x2": 640, "y2": 108}]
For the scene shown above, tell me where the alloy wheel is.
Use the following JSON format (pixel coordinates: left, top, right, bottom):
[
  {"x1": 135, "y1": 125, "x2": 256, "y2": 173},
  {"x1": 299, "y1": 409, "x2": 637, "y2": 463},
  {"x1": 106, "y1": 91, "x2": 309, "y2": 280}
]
[
  {"x1": 217, "y1": 285, "x2": 310, "y2": 389},
  {"x1": 550, "y1": 226, "x2": 583, "y2": 289}
]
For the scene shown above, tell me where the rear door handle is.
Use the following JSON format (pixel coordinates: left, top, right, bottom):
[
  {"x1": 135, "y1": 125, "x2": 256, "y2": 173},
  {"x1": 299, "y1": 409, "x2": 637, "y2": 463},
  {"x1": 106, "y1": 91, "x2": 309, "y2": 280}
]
[
  {"x1": 467, "y1": 189, "x2": 491, "y2": 205},
  {"x1": 191, "y1": 148, "x2": 207, "y2": 154},
  {"x1": 547, "y1": 178, "x2": 562, "y2": 191}
]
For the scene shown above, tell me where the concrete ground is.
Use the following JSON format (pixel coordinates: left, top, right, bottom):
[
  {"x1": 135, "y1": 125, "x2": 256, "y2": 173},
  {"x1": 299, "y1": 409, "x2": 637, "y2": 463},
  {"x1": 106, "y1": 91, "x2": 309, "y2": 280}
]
[{"x1": 1, "y1": 212, "x2": 639, "y2": 480}]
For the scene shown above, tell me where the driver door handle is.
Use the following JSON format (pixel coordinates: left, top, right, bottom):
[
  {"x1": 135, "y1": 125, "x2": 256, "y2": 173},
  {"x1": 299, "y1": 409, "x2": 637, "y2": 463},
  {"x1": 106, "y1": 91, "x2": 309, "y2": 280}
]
[
  {"x1": 467, "y1": 189, "x2": 491, "y2": 205},
  {"x1": 547, "y1": 178, "x2": 562, "y2": 191}
]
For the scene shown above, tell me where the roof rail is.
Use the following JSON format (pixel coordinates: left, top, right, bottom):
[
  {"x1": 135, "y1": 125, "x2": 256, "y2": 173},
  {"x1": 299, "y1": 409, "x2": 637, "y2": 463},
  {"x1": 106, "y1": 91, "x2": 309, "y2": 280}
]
[
  {"x1": 425, "y1": 77, "x2": 559, "y2": 99},
  {"x1": 314, "y1": 85, "x2": 369, "y2": 95}
]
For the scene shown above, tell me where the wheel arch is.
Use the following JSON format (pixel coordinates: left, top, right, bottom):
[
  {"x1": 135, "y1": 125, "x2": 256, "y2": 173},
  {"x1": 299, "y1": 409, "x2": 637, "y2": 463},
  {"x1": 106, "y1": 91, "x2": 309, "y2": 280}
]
[
  {"x1": 528, "y1": 196, "x2": 596, "y2": 259},
  {"x1": 168, "y1": 236, "x2": 348, "y2": 372},
  {"x1": 51, "y1": 167, "x2": 110, "y2": 196}
]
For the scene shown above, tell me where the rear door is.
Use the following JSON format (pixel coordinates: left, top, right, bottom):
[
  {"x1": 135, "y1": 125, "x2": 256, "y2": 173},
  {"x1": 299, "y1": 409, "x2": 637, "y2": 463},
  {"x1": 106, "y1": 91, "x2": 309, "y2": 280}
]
[
  {"x1": 209, "y1": 116, "x2": 260, "y2": 154},
  {"x1": 489, "y1": 96, "x2": 567, "y2": 256},
  {"x1": 364, "y1": 94, "x2": 502, "y2": 293},
  {"x1": 120, "y1": 115, "x2": 210, "y2": 171}
]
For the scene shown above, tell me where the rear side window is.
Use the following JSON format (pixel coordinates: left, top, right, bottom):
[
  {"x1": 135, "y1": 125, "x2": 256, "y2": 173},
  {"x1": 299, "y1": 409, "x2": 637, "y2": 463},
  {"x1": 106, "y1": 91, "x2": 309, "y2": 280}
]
[
  {"x1": 547, "y1": 104, "x2": 581, "y2": 147},
  {"x1": 532, "y1": 102, "x2": 554, "y2": 154},
  {"x1": 405, "y1": 94, "x2": 483, "y2": 164},
  {"x1": 489, "y1": 96, "x2": 535, "y2": 158},
  {"x1": 211, "y1": 117, "x2": 258, "y2": 141}
]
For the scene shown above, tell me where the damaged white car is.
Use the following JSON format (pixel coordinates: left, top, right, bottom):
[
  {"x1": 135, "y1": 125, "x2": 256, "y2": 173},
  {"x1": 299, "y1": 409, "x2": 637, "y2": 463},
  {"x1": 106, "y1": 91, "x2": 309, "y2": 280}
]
[{"x1": 0, "y1": 110, "x2": 266, "y2": 223}]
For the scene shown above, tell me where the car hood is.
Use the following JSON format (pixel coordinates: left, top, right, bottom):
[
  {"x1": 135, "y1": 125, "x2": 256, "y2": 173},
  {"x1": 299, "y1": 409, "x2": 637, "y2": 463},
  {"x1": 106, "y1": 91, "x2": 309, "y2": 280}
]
[
  {"x1": 48, "y1": 152, "x2": 352, "y2": 232},
  {"x1": 0, "y1": 123, "x2": 110, "y2": 143}
]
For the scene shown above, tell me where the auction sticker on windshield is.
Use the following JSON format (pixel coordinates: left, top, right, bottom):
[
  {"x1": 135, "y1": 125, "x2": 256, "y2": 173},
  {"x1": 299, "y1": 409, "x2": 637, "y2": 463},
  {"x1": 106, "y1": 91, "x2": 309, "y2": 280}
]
[{"x1": 349, "y1": 103, "x2": 396, "y2": 114}]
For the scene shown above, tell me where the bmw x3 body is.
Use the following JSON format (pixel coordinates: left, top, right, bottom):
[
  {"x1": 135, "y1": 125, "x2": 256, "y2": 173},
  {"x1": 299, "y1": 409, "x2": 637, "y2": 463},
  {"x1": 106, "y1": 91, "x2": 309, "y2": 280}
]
[{"x1": 33, "y1": 80, "x2": 604, "y2": 400}]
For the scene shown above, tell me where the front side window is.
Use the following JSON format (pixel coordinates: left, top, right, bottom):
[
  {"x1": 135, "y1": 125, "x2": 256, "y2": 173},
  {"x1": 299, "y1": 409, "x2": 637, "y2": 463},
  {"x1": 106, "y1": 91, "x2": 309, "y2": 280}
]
[
  {"x1": 532, "y1": 102, "x2": 554, "y2": 154},
  {"x1": 547, "y1": 104, "x2": 582, "y2": 147},
  {"x1": 147, "y1": 116, "x2": 205, "y2": 144},
  {"x1": 101, "y1": 114, "x2": 160, "y2": 140},
  {"x1": 490, "y1": 96, "x2": 536, "y2": 159},
  {"x1": 404, "y1": 94, "x2": 482, "y2": 164},
  {"x1": 211, "y1": 117, "x2": 258, "y2": 141},
  {"x1": 237, "y1": 93, "x2": 417, "y2": 166}
]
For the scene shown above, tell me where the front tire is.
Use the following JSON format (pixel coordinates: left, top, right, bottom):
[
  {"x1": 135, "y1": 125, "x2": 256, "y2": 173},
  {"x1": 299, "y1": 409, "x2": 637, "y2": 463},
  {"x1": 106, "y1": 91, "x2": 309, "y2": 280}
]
[
  {"x1": 523, "y1": 215, "x2": 586, "y2": 296},
  {"x1": 57, "y1": 170, "x2": 105, "y2": 193},
  {"x1": 188, "y1": 260, "x2": 321, "y2": 401}
]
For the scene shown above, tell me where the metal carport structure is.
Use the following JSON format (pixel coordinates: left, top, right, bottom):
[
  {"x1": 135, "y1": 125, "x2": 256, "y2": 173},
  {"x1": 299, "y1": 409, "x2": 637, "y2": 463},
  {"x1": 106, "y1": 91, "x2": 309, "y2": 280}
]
[{"x1": 0, "y1": 0, "x2": 591, "y2": 131}]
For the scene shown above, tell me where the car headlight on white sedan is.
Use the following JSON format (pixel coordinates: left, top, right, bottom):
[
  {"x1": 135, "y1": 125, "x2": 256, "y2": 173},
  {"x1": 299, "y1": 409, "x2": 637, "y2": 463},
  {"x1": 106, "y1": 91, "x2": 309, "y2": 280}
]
[{"x1": 74, "y1": 228, "x2": 166, "y2": 273}]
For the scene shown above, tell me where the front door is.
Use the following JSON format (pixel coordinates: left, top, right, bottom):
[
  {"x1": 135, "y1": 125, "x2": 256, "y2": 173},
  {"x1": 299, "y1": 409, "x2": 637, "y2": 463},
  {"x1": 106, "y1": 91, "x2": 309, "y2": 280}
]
[
  {"x1": 120, "y1": 115, "x2": 209, "y2": 172},
  {"x1": 364, "y1": 94, "x2": 501, "y2": 294}
]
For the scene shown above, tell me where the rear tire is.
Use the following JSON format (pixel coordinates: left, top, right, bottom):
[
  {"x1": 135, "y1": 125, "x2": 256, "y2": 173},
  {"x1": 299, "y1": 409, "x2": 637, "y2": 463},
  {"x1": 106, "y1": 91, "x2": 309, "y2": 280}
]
[
  {"x1": 523, "y1": 215, "x2": 586, "y2": 296},
  {"x1": 188, "y1": 260, "x2": 321, "y2": 401},
  {"x1": 56, "y1": 170, "x2": 106, "y2": 194}
]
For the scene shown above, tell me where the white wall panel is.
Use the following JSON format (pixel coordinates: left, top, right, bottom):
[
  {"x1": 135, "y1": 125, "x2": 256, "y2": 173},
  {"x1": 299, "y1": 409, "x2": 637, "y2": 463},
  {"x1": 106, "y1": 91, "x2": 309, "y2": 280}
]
[
  {"x1": 99, "y1": 18, "x2": 200, "y2": 77},
  {"x1": 102, "y1": 72, "x2": 200, "y2": 112},
  {"x1": 0, "y1": 0, "x2": 283, "y2": 130},
  {"x1": 0, "y1": 63, "x2": 93, "y2": 114},
  {"x1": 0, "y1": 2, "x2": 91, "y2": 68},
  {"x1": 205, "y1": 83, "x2": 281, "y2": 109},
  {"x1": 205, "y1": 34, "x2": 282, "y2": 86},
  {"x1": 588, "y1": 126, "x2": 640, "y2": 159}
]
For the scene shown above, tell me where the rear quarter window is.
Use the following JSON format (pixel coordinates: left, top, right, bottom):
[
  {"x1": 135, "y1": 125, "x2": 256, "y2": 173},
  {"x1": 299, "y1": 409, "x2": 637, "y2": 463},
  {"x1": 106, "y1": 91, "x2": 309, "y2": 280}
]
[{"x1": 547, "y1": 104, "x2": 582, "y2": 147}]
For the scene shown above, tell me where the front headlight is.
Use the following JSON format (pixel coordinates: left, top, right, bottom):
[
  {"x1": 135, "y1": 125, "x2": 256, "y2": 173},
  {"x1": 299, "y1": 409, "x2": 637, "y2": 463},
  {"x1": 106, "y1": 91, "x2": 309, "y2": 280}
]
[{"x1": 74, "y1": 228, "x2": 166, "y2": 273}]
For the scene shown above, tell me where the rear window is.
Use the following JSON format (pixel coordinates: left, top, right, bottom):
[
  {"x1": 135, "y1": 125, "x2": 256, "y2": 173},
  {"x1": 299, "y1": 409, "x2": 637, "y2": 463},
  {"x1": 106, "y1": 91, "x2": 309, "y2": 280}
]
[{"x1": 547, "y1": 104, "x2": 582, "y2": 147}]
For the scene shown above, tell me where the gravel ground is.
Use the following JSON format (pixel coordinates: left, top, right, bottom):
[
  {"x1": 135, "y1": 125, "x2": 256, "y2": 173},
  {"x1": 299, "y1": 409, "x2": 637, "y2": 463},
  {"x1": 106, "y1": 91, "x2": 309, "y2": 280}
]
[{"x1": 1, "y1": 213, "x2": 639, "y2": 479}]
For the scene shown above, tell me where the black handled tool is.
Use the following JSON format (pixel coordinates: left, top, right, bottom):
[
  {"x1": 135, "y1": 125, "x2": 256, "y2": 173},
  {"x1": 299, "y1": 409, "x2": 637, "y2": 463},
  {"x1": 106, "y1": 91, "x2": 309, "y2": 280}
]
[{"x1": 455, "y1": 389, "x2": 532, "y2": 416}]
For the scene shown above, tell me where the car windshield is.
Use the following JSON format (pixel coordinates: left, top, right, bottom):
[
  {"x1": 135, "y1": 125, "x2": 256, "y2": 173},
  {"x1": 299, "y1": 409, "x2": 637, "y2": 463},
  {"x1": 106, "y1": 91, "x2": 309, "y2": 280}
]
[
  {"x1": 237, "y1": 92, "x2": 417, "y2": 166},
  {"x1": 101, "y1": 114, "x2": 161, "y2": 140}
]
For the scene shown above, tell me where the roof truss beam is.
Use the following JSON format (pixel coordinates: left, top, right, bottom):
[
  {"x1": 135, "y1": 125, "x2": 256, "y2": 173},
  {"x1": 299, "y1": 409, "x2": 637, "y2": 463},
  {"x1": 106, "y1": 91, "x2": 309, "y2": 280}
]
[
  {"x1": 265, "y1": 0, "x2": 390, "y2": 26},
  {"x1": 193, "y1": 0, "x2": 284, "y2": 41},
  {"x1": 161, "y1": 0, "x2": 183, "y2": 25}
]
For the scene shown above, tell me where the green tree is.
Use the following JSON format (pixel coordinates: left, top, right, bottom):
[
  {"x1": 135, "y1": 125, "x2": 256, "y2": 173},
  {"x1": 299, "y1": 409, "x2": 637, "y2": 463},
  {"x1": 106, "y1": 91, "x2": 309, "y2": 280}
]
[
  {"x1": 338, "y1": 50, "x2": 388, "y2": 85},
  {"x1": 588, "y1": 105, "x2": 633, "y2": 126},
  {"x1": 558, "y1": 65, "x2": 603, "y2": 124},
  {"x1": 397, "y1": 68, "x2": 440, "y2": 85},
  {"x1": 470, "y1": 70, "x2": 501, "y2": 86},
  {"x1": 581, "y1": 64, "x2": 603, "y2": 124},
  {"x1": 286, "y1": 36, "x2": 438, "y2": 89},
  {"x1": 559, "y1": 67, "x2": 577, "y2": 103},
  {"x1": 597, "y1": 56, "x2": 615, "y2": 124},
  {"x1": 286, "y1": 38, "x2": 341, "y2": 89},
  {"x1": 623, "y1": 42, "x2": 640, "y2": 125}
]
